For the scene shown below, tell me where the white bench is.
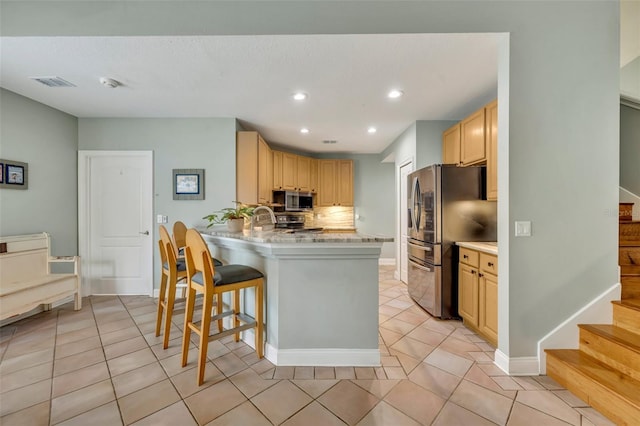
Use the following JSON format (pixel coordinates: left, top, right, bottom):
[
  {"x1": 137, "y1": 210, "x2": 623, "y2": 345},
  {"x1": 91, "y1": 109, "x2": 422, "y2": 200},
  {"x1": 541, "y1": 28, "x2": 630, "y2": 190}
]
[{"x1": 0, "y1": 233, "x2": 81, "y2": 321}]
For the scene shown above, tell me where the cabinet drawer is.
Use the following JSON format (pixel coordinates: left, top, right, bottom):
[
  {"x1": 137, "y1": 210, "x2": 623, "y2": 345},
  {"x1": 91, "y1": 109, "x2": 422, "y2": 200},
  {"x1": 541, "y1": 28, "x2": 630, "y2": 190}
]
[
  {"x1": 459, "y1": 248, "x2": 479, "y2": 268},
  {"x1": 480, "y1": 253, "x2": 498, "y2": 275}
]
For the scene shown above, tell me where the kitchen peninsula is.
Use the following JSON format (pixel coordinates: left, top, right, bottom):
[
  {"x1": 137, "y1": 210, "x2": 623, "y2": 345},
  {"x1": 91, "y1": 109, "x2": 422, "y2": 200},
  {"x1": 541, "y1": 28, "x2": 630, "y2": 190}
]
[{"x1": 200, "y1": 227, "x2": 393, "y2": 366}]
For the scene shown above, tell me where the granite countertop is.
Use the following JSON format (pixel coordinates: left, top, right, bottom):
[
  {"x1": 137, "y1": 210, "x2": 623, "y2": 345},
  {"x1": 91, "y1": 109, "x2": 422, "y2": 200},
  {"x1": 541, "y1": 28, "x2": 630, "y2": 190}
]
[
  {"x1": 456, "y1": 241, "x2": 498, "y2": 255},
  {"x1": 200, "y1": 226, "x2": 393, "y2": 243}
]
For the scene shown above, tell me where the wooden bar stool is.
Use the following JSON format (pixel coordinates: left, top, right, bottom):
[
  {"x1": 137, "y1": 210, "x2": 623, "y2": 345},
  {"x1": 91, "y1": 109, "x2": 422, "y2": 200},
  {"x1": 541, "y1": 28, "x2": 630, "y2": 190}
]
[
  {"x1": 173, "y1": 220, "x2": 188, "y2": 256},
  {"x1": 182, "y1": 229, "x2": 264, "y2": 386},
  {"x1": 155, "y1": 225, "x2": 189, "y2": 349}
]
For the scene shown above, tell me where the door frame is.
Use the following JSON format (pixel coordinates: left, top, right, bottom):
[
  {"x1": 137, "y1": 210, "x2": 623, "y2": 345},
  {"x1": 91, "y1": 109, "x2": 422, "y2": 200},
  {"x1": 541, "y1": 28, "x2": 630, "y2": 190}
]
[
  {"x1": 78, "y1": 150, "x2": 154, "y2": 296},
  {"x1": 397, "y1": 157, "x2": 414, "y2": 283}
]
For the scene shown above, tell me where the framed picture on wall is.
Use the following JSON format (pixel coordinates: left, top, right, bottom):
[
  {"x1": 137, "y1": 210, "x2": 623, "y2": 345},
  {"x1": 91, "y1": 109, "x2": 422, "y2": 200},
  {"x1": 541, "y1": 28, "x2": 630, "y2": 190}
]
[
  {"x1": 0, "y1": 159, "x2": 28, "y2": 190},
  {"x1": 173, "y1": 168, "x2": 204, "y2": 200}
]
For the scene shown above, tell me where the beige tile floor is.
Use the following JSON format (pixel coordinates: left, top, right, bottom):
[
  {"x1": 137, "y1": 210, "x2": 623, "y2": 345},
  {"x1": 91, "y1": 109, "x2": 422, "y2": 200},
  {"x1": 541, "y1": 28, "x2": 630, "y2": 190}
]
[{"x1": 0, "y1": 266, "x2": 615, "y2": 425}]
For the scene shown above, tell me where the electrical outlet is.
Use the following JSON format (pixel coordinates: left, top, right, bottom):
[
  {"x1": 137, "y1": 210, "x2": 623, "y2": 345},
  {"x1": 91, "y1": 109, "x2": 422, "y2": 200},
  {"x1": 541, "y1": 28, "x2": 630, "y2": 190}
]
[
  {"x1": 157, "y1": 215, "x2": 163, "y2": 224},
  {"x1": 515, "y1": 221, "x2": 532, "y2": 237}
]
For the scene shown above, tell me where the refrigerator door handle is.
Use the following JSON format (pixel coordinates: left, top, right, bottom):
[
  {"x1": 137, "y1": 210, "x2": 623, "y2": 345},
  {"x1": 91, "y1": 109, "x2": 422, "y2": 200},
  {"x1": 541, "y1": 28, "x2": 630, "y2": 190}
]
[
  {"x1": 409, "y1": 259, "x2": 432, "y2": 272},
  {"x1": 408, "y1": 242, "x2": 432, "y2": 251}
]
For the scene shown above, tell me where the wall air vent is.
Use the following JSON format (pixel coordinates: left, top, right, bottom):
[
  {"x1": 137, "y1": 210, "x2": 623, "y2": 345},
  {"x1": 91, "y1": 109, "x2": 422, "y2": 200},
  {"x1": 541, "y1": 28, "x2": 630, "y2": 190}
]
[
  {"x1": 30, "y1": 76, "x2": 76, "y2": 88},
  {"x1": 322, "y1": 140, "x2": 337, "y2": 144}
]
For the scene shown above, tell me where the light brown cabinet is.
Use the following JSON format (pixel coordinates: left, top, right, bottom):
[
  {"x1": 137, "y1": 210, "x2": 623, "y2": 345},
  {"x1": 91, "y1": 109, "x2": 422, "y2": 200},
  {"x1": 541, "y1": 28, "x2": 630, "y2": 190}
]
[
  {"x1": 236, "y1": 131, "x2": 273, "y2": 205},
  {"x1": 485, "y1": 100, "x2": 498, "y2": 201},
  {"x1": 458, "y1": 246, "x2": 498, "y2": 346},
  {"x1": 442, "y1": 99, "x2": 498, "y2": 201},
  {"x1": 309, "y1": 158, "x2": 318, "y2": 193},
  {"x1": 273, "y1": 151, "x2": 313, "y2": 192},
  {"x1": 442, "y1": 123, "x2": 461, "y2": 166},
  {"x1": 460, "y1": 106, "x2": 486, "y2": 165},
  {"x1": 317, "y1": 159, "x2": 354, "y2": 206}
]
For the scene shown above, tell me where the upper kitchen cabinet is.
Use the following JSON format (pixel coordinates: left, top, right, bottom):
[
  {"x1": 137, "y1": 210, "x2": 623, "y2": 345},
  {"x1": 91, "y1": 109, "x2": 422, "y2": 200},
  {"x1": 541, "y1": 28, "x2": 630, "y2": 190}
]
[
  {"x1": 236, "y1": 131, "x2": 273, "y2": 205},
  {"x1": 273, "y1": 151, "x2": 313, "y2": 192},
  {"x1": 485, "y1": 100, "x2": 498, "y2": 201},
  {"x1": 442, "y1": 123, "x2": 461, "y2": 165},
  {"x1": 317, "y1": 159, "x2": 353, "y2": 207},
  {"x1": 281, "y1": 152, "x2": 298, "y2": 190},
  {"x1": 309, "y1": 158, "x2": 318, "y2": 193},
  {"x1": 460, "y1": 106, "x2": 486, "y2": 165}
]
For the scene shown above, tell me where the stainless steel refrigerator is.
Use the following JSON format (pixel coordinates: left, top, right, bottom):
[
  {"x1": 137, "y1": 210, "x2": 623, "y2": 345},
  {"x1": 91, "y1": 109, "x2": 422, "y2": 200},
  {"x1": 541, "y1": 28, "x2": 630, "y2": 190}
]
[{"x1": 407, "y1": 164, "x2": 497, "y2": 319}]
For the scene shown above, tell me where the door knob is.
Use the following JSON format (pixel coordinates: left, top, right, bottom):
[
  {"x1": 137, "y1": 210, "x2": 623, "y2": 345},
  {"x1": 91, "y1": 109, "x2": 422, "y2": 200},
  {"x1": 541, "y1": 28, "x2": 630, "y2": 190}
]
[{"x1": 139, "y1": 231, "x2": 149, "y2": 235}]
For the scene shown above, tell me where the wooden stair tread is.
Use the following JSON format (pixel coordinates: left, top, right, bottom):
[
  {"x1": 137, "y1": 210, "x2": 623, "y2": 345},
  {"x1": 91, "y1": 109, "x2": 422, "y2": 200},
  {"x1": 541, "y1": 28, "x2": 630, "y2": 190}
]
[
  {"x1": 613, "y1": 299, "x2": 640, "y2": 310},
  {"x1": 545, "y1": 349, "x2": 640, "y2": 405},
  {"x1": 579, "y1": 324, "x2": 640, "y2": 353}
]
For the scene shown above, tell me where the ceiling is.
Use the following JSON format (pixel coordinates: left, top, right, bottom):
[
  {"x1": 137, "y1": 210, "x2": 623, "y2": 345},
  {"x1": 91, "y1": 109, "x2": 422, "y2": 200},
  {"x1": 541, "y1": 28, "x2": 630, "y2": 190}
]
[{"x1": 0, "y1": 34, "x2": 500, "y2": 154}]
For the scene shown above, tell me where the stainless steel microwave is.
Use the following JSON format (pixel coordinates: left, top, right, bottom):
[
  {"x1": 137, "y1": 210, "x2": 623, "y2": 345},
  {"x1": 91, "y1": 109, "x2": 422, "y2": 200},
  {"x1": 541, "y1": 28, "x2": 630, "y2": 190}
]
[{"x1": 273, "y1": 191, "x2": 313, "y2": 212}]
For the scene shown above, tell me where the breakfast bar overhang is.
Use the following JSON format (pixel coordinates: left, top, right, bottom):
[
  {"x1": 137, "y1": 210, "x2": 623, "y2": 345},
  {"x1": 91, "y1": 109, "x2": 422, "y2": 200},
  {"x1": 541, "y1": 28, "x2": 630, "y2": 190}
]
[{"x1": 200, "y1": 228, "x2": 393, "y2": 366}]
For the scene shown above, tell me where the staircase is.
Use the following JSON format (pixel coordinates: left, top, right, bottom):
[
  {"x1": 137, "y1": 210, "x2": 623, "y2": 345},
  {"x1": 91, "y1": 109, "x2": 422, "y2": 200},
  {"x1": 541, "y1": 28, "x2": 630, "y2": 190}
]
[{"x1": 546, "y1": 203, "x2": 640, "y2": 425}]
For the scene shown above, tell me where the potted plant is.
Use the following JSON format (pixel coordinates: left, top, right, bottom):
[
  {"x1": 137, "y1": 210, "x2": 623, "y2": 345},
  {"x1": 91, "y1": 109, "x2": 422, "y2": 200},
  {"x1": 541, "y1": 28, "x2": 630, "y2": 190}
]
[{"x1": 203, "y1": 202, "x2": 254, "y2": 232}]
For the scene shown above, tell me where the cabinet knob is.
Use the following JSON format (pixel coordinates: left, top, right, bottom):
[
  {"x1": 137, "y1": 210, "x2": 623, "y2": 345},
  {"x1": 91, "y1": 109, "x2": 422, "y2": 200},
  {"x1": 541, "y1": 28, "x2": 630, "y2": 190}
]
[
  {"x1": 479, "y1": 273, "x2": 484, "y2": 278},
  {"x1": 463, "y1": 255, "x2": 468, "y2": 259},
  {"x1": 488, "y1": 262, "x2": 494, "y2": 267},
  {"x1": 471, "y1": 270, "x2": 476, "y2": 275}
]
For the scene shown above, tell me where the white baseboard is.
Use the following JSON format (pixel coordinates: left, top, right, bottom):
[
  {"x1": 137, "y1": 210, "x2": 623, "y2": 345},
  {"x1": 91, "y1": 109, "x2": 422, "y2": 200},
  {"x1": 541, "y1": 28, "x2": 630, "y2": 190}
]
[
  {"x1": 378, "y1": 258, "x2": 395, "y2": 266},
  {"x1": 494, "y1": 350, "x2": 539, "y2": 376},
  {"x1": 241, "y1": 330, "x2": 380, "y2": 366},
  {"x1": 537, "y1": 282, "x2": 621, "y2": 374},
  {"x1": 271, "y1": 348, "x2": 381, "y2": 366},
  {"x1": 153, "y1": 288, "x2": 159, "y2": 298}
]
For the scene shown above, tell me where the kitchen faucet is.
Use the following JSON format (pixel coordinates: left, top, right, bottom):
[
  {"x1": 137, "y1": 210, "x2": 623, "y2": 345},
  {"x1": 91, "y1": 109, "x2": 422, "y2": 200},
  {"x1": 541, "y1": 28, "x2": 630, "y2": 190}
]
[{"x1": 251, "y1": 206, "x2": 277, "y2": 231}]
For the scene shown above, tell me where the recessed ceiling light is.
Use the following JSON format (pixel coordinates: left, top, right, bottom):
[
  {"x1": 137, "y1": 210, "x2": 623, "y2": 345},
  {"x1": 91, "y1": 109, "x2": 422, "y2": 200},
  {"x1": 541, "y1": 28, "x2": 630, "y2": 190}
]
[
  {"x1": 388, "y1": 89, "x2": 403, "y2": 99},
  {"x1": 367, "y1": 127, "x2": 377, "y2": 134},
  {"x1": 300, "y1": 128, "x2": 310, "y2": 134},
  {"x1": 293, "y1": 92, "x2": 307, "y2": 101}
]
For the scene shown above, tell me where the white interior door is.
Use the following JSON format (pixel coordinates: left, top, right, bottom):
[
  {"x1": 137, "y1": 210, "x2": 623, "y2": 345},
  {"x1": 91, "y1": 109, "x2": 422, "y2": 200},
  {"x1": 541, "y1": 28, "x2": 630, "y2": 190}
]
[
  {"x1": 79, "y1": 151, "x2": 153, "y2": 295},
  {"x1": 399, "y1": 160, "x2": 413, "y2": 283}
]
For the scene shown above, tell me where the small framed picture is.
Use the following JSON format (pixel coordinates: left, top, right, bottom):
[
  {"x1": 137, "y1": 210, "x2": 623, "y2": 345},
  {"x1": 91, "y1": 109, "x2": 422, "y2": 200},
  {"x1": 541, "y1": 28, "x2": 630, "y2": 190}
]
[
  {"x1": 0, "y1": 159, "x2": 28, "y2": 190},
  {"x1": 7, "y1": 165, "x2": 24, "y2": 184},
  {"x1": 173, "y1": 168, "x2": 204, "y2": 200}
]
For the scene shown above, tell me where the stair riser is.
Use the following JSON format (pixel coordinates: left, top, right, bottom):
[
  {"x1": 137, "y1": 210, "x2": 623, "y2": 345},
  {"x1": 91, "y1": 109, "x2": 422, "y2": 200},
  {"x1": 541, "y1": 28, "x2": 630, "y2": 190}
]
[
  {"x1": 579, "y1": 329, "x2": 640, "y2": 382},
  {"x1": 613, "y1": 304, "x2": 640, "y2": 335},
  {"x1": 547, "y1": 354, "x2": 640, "y2": 426},
  {"x1": 619, "y1": 247, "x2": 640, "y2": 266},
  {"x1": 621, "y1": 278, "x2": 640, "y2": 300},
  {"x1": 619, "y1": 222, "x2": 640, "y2": 244}
]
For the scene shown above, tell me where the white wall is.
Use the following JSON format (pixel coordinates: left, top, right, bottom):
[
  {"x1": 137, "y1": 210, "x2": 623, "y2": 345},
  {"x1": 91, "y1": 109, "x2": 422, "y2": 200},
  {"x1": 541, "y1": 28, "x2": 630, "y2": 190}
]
[
  {"x1": 78, "y1": 117, "x2": 237, "y2": 287},
  {"x1": 0, "y1": 89, "x2": 78, "y2": 257},
  {"x1": 2, "y1": 1, "x2": 620, "y2": 364}
]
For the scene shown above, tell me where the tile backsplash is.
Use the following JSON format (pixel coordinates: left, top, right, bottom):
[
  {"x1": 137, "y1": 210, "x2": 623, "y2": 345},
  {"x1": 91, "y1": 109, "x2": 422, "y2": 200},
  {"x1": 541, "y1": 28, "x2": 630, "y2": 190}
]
[{"x1": 309, "y1": 206, "x2": 355, "y2": 229}]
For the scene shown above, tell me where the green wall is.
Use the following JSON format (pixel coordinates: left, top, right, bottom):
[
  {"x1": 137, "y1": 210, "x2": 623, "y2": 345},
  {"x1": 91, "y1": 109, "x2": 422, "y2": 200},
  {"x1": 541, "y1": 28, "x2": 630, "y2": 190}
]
[
  {"x1": 0, "y1": 89, "x2": 78, "y2": 257},
  {"x1": 78, "y1": 117, "x2": 238, "y2": 287},
  {"x1": 1, "y1": 0, "x2": 620, "y2": 363}
]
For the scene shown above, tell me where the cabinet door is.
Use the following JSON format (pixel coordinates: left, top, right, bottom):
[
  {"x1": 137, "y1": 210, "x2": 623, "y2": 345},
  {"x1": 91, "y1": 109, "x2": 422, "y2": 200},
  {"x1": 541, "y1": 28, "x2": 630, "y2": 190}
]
[
  {"x1": 442, "y1": 123, "x2": 461, "y2": 165},
  {"x1": 257, "y1": 136, "x2": 272, "y2": 204},
  {"x1": 282, "y1": 152, "x2": 298, "y2": 190},
  {"x1": 479, "y1": 272, "x2": 498, "y2": 345},
  {"x1": 458, "y1": 263, "x2": 479, "y2": 327},
  {"x1": 336, "y1": 160, "x2": 353, "y2": 206},
  {"x1": 317, "y1": 160, "x2": 337, "y2": 206},
  {"x1": 309, "y1": 158, "x2": 318, "y2": 193},
  {"x1": 273, "y1": 151, "x2": 283, "y2": 190},
  {"x1": 297, "y1": 156, "x2": 311, "y2": 192},
  {"x1": 485, "y1": 100, "x2": 498, "y2": 201},
  {"x1": 461, "y1": 107, "x2": 486, "y2": 165},
  {"x1": 236, "y1": 131, "x2": 259, "y2": 204}
]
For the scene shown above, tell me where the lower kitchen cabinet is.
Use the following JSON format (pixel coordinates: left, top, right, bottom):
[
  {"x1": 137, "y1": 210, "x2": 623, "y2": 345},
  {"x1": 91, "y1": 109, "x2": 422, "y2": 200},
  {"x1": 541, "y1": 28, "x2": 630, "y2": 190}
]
[{"x1": 458, "y1": 246, "x2": 498, "y2": 346}]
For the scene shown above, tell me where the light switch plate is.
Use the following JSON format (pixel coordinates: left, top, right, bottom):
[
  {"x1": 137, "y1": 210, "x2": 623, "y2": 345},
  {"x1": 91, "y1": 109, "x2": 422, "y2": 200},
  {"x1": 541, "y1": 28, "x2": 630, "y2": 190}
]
[{"x1": 515, "y1": 221, "x2": 532, "y2": 237}]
